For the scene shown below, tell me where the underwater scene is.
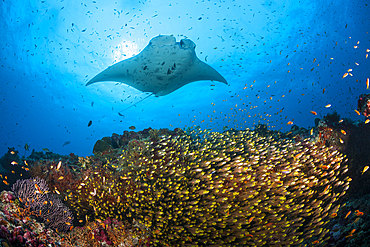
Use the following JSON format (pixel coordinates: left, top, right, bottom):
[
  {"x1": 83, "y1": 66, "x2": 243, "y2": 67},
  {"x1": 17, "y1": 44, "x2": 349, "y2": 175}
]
[{"x1": 0, "y1": 0, "x2": 370, "y2": 246}]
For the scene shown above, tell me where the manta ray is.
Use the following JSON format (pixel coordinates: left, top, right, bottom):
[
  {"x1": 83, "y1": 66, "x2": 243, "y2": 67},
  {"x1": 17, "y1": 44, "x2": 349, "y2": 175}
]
[{"x1": 86, "y1": 35, "x2": 228, "y2": 97}]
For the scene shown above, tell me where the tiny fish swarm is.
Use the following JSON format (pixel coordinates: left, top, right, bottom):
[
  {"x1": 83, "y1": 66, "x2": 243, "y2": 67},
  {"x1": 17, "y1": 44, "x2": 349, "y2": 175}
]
[{"x1": 69, "y1": 129, "x2": 349, "y2": 246}]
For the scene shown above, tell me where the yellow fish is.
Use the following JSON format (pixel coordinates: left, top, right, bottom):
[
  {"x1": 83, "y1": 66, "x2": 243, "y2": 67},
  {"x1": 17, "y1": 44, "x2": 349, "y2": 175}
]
[
  {"x1": 56, "y1": 161, "x2": 62, "y2": 171},
  {"x1": 362, "y1": 166, "x2": 369, "y2": 175}
]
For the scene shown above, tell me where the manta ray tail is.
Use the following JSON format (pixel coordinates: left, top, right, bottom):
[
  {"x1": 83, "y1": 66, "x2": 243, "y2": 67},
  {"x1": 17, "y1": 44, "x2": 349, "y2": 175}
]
[{"x1": 118, "y1": 93, "x2": 153, "y2": 115}]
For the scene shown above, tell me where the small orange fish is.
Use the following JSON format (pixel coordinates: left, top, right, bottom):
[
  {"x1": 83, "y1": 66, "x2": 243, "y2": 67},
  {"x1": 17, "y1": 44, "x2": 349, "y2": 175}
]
[
  {"x1": 330, "y1": 213, "x2": 337, "y2": 218},
  {"x1": 355, "y1": 210, "x2": 364, "y2": 216},
  {"x1": 310, "y1": 111, "x2": 317, "y2": 115},
  {"x1": 365, "y1": 119, "x2": 370, "y2": 124},
  {"x1": 65, "y1": 222, "x2": 71, "y2": 225},
  {"x1": 3, "y1": 180, "x2": 8, "y2": 185},
  {"x1": 345, "y1": 211, "x2": 351, "y2": 219},
  {"x1": 11, "y1": 161, "x2": 18, "y2": 165},
  {"x1": 129, "y1": 126, "x2": 136, "y2": 130},
  {"x1": 342, "y1": 73, "x2": 348, "y2": 79},
  {"x1": 354, "y1": 109, "x2": 361, "y2": 115},
  {"x1": 58, "y1": 176, "x2": 64, "y2": 180},
  {"x1": 367, "y1": 78, "x2": 369, "y2": 90},
  {"x1": 325, "y1": 104, "x2": 331, "y2": 108},
  {"x1": 287, "y1": 121, "x2": 293, "y2": 125},
  {"x1": 35, "y1": 184, "x2": 43, "y2": 194},
  {"x1": 312, "y1": 240, "x2": 319, "y2": 244},
  {"x1": 10, "y1": 151, "x2": 15, "y2": 155},
  {"x1": 248, "y1": 216, "x2": 254, "y2": 223},
  {"x1": 341, "y1": 129, "x2": 346, "y2": 135},
  {"x1": 346, "y1": 229, "x2": 356, "y2": 238}
]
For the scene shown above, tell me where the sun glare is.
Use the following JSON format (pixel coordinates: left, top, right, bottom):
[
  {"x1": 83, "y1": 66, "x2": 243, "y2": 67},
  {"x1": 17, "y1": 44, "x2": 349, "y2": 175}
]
[{"x1": 112, "y1": 41, "x2": 140, "y2": 63}]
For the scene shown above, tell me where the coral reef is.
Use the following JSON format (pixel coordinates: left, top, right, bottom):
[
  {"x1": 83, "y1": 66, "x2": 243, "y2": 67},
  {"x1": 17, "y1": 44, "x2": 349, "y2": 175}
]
[
  {"x1": 28, "y1": 149, "x2": 69, "y2": 161},
  {"x1": 311, "y1": 112, "x2": 370, "y2": 199},
  {"x1": 2, "y1": 125, "x2": 359, "y2": 246},
  {"x1": 0, "y1": 148, "x2": 31, "y2": 193},
  {"x1": 0, "y1": 190, "x2": 63, "y2": 246},
  {"x1": 93, "y1": 127, "x2": 183, "y2": 155},
  {"x1": 322, "y1": 194, "x2": 370, "y2": 247},
  {"x1": 62, "y1": 217, "x2": 149, "y2": 247},
  {"x1": 11, "y1": 177, "x2": 74, "y2": 233},
  {"x1": 66, "y1": 128, "x2": 348, "y2": 246}
]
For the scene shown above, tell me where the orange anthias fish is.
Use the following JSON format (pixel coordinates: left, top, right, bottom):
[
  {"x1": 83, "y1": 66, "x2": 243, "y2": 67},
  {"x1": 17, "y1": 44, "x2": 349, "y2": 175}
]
[
  {"x1": 346, "y1": 229, "x2": 356, "y2": 238},
  {"x1": 310, "y1": 111, "x2": 317, "y2": 115},
  {"x1": 345, "y1": 211, "x2": 351, "y2": 219},
  {"x1": 35, "y1": 184, "x2": 43, "y2": 194},
  {"x1": 330, "y1": 213, "x2": 337, "y2": 218},
  {"x1": 129, "y1": 126, "x2": 136, "y2": 130},
  {"x1": 355, "y1": 210, "x2": 364, "y2": 216}
]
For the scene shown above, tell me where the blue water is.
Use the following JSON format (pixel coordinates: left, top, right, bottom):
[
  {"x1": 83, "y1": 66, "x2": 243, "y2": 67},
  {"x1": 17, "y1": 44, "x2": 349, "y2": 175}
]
[{"x1": 0, "y1": 0, "x2": 369, "y2": 157}]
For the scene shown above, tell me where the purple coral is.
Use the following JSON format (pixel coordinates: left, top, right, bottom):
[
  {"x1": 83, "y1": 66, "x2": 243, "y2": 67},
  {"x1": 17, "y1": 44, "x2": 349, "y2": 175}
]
[{"x1": 11, "y1": 177, "x2": 74, "y2": 233}]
